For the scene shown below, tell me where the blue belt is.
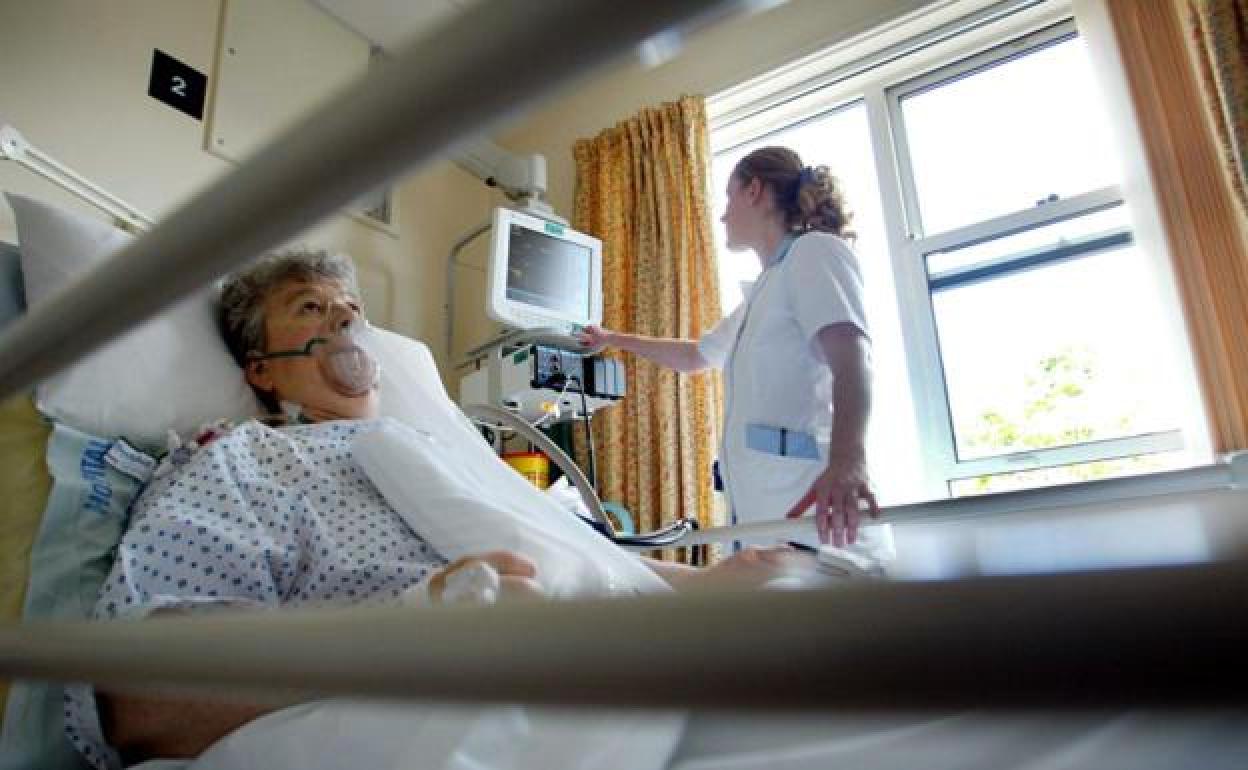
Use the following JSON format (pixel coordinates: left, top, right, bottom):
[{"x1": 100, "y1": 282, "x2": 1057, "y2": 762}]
[{"x1": 745, "y1": 424, "x2": 820, "y2": 460}]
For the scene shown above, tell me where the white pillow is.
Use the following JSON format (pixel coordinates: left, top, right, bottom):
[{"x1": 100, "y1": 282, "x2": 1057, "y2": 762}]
[
  {"x1": 6, "y1": 194, "x2": 260, "y2": 450},
  {"x1": 6, "y1": 193, "x2": 491, "y2": 455}
]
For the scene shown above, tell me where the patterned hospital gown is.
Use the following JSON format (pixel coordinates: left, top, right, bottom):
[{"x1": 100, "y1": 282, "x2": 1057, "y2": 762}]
[{"x1": 63, "y1": 419, "x2": 446, "y2": 770}]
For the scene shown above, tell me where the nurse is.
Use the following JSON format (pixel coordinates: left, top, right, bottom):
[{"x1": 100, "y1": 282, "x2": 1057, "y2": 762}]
[{"x1": 578, "y1": 146, "x2": 880, "y2": 549}]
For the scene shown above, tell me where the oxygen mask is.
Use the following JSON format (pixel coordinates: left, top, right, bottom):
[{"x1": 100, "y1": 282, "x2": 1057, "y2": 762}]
[
  {"x1": 253, "y1": 319, "x2": 382, "y2": 398},
  {"x1": 314, "y1": 320, "x2": 381, "y2": 397}
]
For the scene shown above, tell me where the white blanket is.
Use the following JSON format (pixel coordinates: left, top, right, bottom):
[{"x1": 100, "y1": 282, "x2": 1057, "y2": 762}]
[
  {"x1": 175, "y1": 416, "x2": 684, "y2": 770},
  {"x1": 352, "y1": 417, "x2": 671, "y2": 599},
  {"x1": 187, "y1": 701, "x2": 684, "y2": 770}
]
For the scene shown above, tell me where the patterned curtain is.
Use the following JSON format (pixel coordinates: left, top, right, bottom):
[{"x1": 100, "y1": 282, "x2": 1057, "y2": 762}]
[
  {"x1": 1189, "y1": 0, "x2": 1248, "y2": 212},
  {"x1": 572, "y1": 95, "x2": 724, "y2": 562},
  {"x1": 1105, "y1": 0, "x2": 1248, "y2": 451}
]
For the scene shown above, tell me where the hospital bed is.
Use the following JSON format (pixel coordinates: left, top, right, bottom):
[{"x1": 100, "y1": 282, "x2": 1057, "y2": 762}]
[{"x1": 1, "y1": 0, "x2": 1247, "y2": 767}]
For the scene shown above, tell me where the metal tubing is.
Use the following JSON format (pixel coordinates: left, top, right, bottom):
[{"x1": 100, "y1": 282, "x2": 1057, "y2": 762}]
[
  {"x1": 2, "y1": 561, "x2": 1246, "y2": 708},
  {"x1": 25, "y1": 145, "x2": 155, "y2": 229},
  {"x1": 445, "y1": 219, "x2": 491, "y2": 365},
  {"x1": 464, "y1": 402, "x2": 610, "y2": 528},
  {"x1": 0, "y1": 0, "x2": 732, "y2": 400},
  {"x1": 2, "y1": 124, "x2": 155, "y2": 232}
]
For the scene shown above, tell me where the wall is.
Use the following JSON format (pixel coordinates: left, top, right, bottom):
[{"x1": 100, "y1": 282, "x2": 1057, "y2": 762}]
[
  {"x1": 439, "y1": 0, "x2": 934, "y2": 386},
  {"x1": 0, "y1": 0, "x2": 941, "y2": 396},
  {"x1": 0, "y1": 0, "x2": 485, "y2": 357},
  {"x1": 501, "y1": 0, "x2": 934, "y2": 217}
]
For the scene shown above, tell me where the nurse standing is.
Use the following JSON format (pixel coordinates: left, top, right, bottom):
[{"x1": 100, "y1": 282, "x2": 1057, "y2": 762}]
[{"x1": 578, "y1": 146, "x2": 880, "y2": 549}]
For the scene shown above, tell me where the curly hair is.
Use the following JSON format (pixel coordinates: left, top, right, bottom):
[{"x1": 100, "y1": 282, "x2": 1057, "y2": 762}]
[
  {"x1": 732, "y1": 146, "x2": 855, "y2": 239},
  {"x1": 217, "y1": 248, "x2": 360, "y2": 369}
]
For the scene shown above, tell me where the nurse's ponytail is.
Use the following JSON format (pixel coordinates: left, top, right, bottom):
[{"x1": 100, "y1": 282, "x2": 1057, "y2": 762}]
[{"x1": 732, "y1": 147, "x2": 855, "y2": 239}]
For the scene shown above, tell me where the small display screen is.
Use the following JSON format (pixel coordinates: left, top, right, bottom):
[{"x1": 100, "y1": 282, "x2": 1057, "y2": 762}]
[{"x1": 505, "y1": 224, "x2": 593, "y2": 319}]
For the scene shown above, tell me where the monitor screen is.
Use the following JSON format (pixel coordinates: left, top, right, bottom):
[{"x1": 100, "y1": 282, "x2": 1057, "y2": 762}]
[{"x1": 504, "y1": 224, "x2": 593, "y2": 319}]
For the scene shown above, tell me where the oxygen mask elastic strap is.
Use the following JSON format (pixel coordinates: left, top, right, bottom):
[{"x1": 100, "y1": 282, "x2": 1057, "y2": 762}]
[{"x1": 250, "y1": 321, "x2": 381, "y2": 398}]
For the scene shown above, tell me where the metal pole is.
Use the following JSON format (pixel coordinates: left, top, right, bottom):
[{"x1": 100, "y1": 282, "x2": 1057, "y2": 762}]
[
  {"x1": 445, "y1": 220, "x2": 491, "y2": 366},
  {"x1": 0, "y1": 0, "x2": 733, "y2": 400},
  {"x1": 1, "y1": 561, "x2": 1245, "y2": 708}
]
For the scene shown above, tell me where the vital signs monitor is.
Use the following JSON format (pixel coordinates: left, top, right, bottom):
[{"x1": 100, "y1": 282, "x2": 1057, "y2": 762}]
[{"x1": 486, "y1": 207, "x2": 603, "y2": 333}]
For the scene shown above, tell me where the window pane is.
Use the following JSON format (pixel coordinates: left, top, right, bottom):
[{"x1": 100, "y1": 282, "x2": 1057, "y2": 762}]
[
  {"x1": 898, "y1": 33, "x2": 1122, "y2": 235},
  {"x1": 932, "y1": 242, "x2": 1185, "y2": 462},
  {"x1": 948, "y1": 450, "x2": 1189, "y2": 497},
  {"x1": 710, "y1": 104, "x2": 928, "y2": 504},
  {"x1": 926, "y1": 204, "x2": 1130, "y2": 277}
]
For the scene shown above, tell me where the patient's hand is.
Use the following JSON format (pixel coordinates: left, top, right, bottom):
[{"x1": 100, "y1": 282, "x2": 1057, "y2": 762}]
[
  {"x1": 700, "y1": 546, "x2": 806, "y2": 589},
  {"x1": 429, "y1": 550, "x2": 544, "y2": 603}
]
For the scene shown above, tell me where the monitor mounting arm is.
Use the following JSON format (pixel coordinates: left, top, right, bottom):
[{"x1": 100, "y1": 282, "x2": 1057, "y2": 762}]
[{"x1": 452, "y1": 136, "x2": 562, "y2": 222}]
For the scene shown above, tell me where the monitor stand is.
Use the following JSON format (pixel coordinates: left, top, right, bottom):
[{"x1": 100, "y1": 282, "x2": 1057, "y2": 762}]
[{"x1": 462, "y1": 326, "x2": 598, "y2": 361}]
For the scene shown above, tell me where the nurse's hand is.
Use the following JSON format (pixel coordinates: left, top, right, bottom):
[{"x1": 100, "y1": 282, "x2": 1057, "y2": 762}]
[
  {"x1": 576, "y1": 324, "x2": 613, "y2": 350},
  {"x1": 784, "y1": 449, "x2": 880, "y2": 547}
]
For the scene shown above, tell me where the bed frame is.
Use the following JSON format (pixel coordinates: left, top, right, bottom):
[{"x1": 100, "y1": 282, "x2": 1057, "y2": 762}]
[{"x1": 1, "y1": 0, "x2": 1246, "y2": 715}]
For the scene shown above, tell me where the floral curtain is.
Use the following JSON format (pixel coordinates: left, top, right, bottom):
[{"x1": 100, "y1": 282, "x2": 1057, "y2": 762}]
[
  {"x1": 1189, "y1": 0, "x2": 1248, "y2": 211},
  {"x1": 572, "y1": 95, "x2": 724, "y2": 562}
]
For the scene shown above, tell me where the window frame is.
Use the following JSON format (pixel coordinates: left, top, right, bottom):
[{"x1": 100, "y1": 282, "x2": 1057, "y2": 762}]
[
  {"x1": 708, "y1": 0, "x2": 1190, "y2": 500},
  {"x1": 886, "y1": 19, "x2": 1081, "y2": 241}
]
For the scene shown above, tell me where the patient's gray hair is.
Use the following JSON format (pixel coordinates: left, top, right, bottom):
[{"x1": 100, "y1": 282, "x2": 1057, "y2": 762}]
[{"x1": 218, "y1": 248, "x2": 359, "y2": 367}]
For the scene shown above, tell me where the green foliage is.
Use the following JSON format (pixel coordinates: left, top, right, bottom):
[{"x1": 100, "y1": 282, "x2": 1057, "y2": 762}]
[
  {"x1": 965, "y1": 346, "x2": 1101, "y2": 453},
  {"x1": 956, "y1": 346, "x2": 1161, "y2": 494}
]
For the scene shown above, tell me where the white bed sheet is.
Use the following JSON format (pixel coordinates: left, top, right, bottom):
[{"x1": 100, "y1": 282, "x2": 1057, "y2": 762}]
[
  {"x1": 132, "y1": 706, "x2": 1248, "y2": 770},
  {"x1": 151, "y1": 700, "x2": 683, "y2": 770}
]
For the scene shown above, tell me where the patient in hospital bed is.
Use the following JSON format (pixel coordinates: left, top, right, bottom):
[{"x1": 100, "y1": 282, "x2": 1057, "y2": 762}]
[{"x1": 61, "y1": 249, "x2": 805, "y2": 770}]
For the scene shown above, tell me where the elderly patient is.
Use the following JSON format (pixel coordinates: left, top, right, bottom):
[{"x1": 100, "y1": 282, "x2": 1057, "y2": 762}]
[{"x1": 63, "y1": 249, "x2": 795, "y2": 770}]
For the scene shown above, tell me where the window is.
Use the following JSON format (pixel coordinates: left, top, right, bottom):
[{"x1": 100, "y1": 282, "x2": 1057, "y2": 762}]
[
  {"x1": 709, "y1": 5, "x2": 1199, "y2": 503},
  {"x1": 711, "y1": 102, "x2": 926, "y2": 505}
]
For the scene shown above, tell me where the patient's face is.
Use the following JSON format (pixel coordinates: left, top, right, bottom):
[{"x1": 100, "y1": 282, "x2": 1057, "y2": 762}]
[{"x1": 246, "y1": 278, "x2": 380, "y2": 421}]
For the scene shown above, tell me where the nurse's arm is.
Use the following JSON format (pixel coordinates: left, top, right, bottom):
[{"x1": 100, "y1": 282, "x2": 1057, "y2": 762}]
[
  {"x1": 784, "y1": 323, "x2": 878, "y2": 546},
  {"x1": 818, "y1": 323, "x2": 872, "y2": 458},
  {"x1": 592, "y1": 329, "x2": 710, "y2": 372}
]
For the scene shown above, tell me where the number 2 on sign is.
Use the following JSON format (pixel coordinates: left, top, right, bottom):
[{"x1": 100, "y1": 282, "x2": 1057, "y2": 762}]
[{"x1": 171, "y1": 75, "x2": 187, "y2": 97}]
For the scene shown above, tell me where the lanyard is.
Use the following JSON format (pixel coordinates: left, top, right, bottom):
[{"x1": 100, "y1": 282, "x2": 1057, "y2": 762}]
[
  {"x1": 726, "y1": 233, "x2": 797, "y2": 368},
  {"x1": 769, "y1": 233, "x2": 798, "y2": 266}
]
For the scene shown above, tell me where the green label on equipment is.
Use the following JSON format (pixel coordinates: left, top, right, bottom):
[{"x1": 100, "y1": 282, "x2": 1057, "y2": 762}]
[
  {"x1": 513, "y1": 349, "x2": 529, "y2": 365},
  {"x1": 545, "y1": 222, "x2": 564, "y2": 236}
]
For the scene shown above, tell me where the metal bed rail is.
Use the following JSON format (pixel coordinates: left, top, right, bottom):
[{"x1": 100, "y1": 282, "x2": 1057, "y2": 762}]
[
  {"x1": 672, "y1": 451, "x2": 1248, "y2": 547},
  {"x1": 1, "y1": 0, "x2": 1246, "y2": 712},
  {"x1": 2, "y1": 561, "x2": 1245, "y2": 708}
]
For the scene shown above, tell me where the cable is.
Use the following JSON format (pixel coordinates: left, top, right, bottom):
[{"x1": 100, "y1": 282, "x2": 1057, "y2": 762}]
[
  {"x1": 570, "y1": 376, "x2": 597, "y2": 492},
  {"x1": 529, "y1": 376, "x2": 572, "y2": 429}
]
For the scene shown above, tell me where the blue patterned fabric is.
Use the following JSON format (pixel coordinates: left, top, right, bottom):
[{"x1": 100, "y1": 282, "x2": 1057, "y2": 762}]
[
  {"x1": 63, "y1": 419, "x2": 446, "y2": 769},
  {"x1": 0, "y1": 423, "x2": 147, "y2": 770}
]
